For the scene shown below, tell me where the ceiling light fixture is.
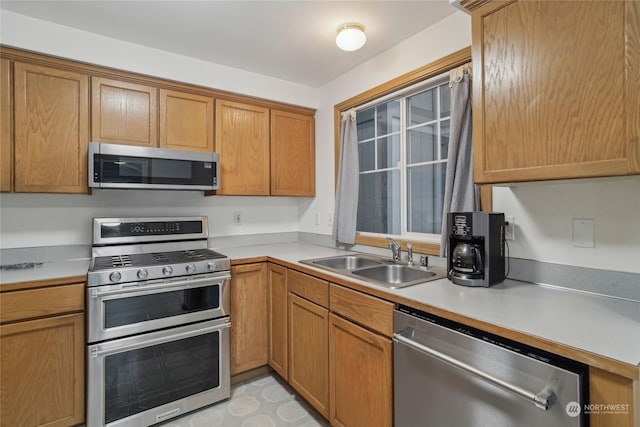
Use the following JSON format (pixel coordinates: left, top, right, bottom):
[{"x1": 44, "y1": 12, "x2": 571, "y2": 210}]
[{"x1": 336, "y1": 23, "x2": 366, "y2": 52}]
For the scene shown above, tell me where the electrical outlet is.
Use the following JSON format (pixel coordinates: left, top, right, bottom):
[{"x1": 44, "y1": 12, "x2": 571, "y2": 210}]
[
  {"x1": 572, "y1": 218, "x2": 594, "y2": 248},
  {"x1": 315, "y1": 212, "x2": 320, "y2": 226},
  {"x1": 233, "y1": 211, "x2": 241, "y2": 225},
  {"x1": 505, "y1": 216, "x2": 515, "y2": 240}
]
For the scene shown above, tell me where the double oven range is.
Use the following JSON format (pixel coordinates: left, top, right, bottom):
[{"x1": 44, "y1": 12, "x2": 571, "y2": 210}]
[{"x1": 87, "y1": 217, "x2": 231, "y2": 426}]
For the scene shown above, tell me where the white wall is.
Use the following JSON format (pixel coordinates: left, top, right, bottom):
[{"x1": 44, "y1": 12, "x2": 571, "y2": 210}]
[
  {"x1": 0, "y1": 10, "x2": 318, "y2": 107},
  {"x1": 299, "y1": 11, "x2": 473, "y2": 235},
  {"x1": 493, "y1": 177, "x2": 640, "y2": 274},
  {"x1": 0, "y1": 10, "x2": 317, "y2": 249},
  {"x1": 0, "y1": 192, "x2": 300, "y2": 248}
]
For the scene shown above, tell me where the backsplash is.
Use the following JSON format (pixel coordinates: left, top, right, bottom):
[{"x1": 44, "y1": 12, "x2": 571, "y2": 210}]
[{"x1": 0, "y1": 190, "x2": 301, "y2": 249}]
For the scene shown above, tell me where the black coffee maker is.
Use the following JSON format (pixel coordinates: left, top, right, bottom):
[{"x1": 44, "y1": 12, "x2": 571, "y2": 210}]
[{"x1": 447, "y1": 212, "x2": 506, "y2": 287}]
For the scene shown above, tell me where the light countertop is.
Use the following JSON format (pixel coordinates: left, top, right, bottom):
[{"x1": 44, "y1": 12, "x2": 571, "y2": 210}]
[
  {"x1": 218, "y1": 242, "x2": 640, "y2": 372},
  {"x1": 2, "y1": 242, "x2": 637, "y2": 375}
]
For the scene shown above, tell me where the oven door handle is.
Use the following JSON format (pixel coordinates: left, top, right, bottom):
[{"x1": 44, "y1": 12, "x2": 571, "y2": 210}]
[
  {"x1": 91, "y1": 274, "x2": 231, "y2": 298},
  {"x1": 92, "y1": 319, "x2": 231, "y2": 358},
  {"x1": 393, "y1": 332, "x2": 554, "y2": 411}
]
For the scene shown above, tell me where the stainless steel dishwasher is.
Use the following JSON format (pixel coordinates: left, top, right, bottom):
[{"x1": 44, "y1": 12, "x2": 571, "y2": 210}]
[{"x1": 393, "y1": 306, "x2": 589, "y2": 427}]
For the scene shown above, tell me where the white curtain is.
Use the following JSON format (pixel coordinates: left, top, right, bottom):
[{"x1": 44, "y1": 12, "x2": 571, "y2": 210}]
[
  {"x1": 332, "y1": 110, "x2": 359, "y2": 244},
  {"x1": 440, "y1": 64, "x2": 477, "y2": 256}
]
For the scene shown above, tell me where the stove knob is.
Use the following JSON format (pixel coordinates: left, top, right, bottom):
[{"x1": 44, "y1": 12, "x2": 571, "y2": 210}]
[
  {"x1": 162, "y1": 266, "x2": 174, "y2": 276},
  {"x1": 186, "y1": 263, "x2": 196, "y2": 274},
  {"x1": 207, "y1": 262, "x2": 217, "y2": 272},
  {"x1": 109, "y1": 271, "x2": 122, "y2": 282},
  {"x1": 137, "y1": 269, "x2": 149, "y2": 280}
]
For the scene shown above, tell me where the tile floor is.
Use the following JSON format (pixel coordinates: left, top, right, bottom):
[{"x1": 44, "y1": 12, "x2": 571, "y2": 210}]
[{"x1": 161, "y1": 373, "x2": 331, "y2": 427}]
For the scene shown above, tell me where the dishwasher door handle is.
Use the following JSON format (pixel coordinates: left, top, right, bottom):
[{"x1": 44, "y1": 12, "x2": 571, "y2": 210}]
[{"x1": 393, "y1": 332, "x2": 554, "y2": 411}]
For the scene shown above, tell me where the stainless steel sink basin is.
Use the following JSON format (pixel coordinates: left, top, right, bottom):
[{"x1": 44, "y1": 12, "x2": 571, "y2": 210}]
[
  {"x1": 309, "y1": 255, "x2": 383, "y2": 270},
  {"x1": 299, "y1": 254, "x2": 446, "y2": 289},
  {"x1": 351, "y1": 264, "x2": 438, "y2": 287}
]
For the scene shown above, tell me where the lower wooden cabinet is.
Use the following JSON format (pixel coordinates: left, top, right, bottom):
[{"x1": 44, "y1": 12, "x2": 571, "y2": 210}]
[
  {"x1": 288, "y1": 293, "x2": 329, "y2": 418},
  {"x1": 589, "y1": 367, "x2": 637, "y2": 427},
  {"x1": 329, "y1": 313, "x2": 392, "y2": 427},
  {"x1": 267, "y1": 263, "x2": 288, "y2": 379},
  {"x1": 0, "y1": 313, "x2": 84, "y2": 427},
  {"x1": 230, "y1": 263, "x2": 268, "y2": 375}
]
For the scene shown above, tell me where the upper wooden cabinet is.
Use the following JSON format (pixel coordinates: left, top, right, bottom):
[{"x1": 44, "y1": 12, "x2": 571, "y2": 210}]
[
  {"x1": 13, "y1": 62, "x2": 89, "y2": 193},
  {"x1": 471, "y1": 0, "x2": 640, "y2": 183},
  {"x1": 271, "y1": 109, "x2": 315, "y2": 196},
  {"x1": 91, "y1": 77, "x2": 158, "y2": 147},
  {"x1": 1, "y1": 58, "x2": 12, "y2": 192},
  {"x1": 159, "y1": 89, "x2": 214, "y2": 152},
  {"x1": 230, "y1": 263, "x2": 268, "y2": 376},
  {"x1": 215, "y1": 100, "x2": 270, "y2": 195}
]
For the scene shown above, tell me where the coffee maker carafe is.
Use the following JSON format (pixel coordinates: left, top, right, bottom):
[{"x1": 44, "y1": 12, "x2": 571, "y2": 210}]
[{"x1": 447, "y1": 212, "x2": 506, "y2": 287}]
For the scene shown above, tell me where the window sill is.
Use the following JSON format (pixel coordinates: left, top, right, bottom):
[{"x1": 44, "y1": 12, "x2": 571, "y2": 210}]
[{"x1": 355, "y1": 234, "x2": 440, "y2": 256}]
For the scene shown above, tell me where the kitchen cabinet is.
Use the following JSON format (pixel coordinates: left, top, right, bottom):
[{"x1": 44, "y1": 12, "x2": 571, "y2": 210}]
[
  {"x1": 13, "y1": 62, "x2": 89, "y2": 193},
  {"x1": 91, "y1": 77, "x2": 158, "y2": 147},
  {"x1": 1, "y1": 58, "x2": 11, "y2": 192},
  {"x1": 328, "y1": 284, "x2": 393, "y2": 427},
  {"x1": 0, "y1": 280, "x2": 85, "y2": 427},
  {"x1": 288, "y1": 292, "x2": 329, "y2": 418},
  {"x1": 159, "y1": 89, "x2": 214, "y2": 152},
  {"x1": 230, "y1": 263, "x2": 268, "y2": 375},
  {"x1": 470, "y1": 0, "x2": 640, "y2": 183},
  {"x1": 215, "y1": 99, "x2": 270, "y2": 195},
  {"x1": 270, "y1": 109, "x2": 315, "y2": 196},
  {"x1": 267, "y1": 263, "x2": 288, "y2": 379},
  {"x1": 589, "y1": 367, "x2": 637, "y2": 427}
]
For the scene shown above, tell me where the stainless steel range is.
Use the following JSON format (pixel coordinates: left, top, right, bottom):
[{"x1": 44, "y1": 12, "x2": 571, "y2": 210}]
[{"x1": 86, "y1": 217, "x2": 231, "y2": 427}]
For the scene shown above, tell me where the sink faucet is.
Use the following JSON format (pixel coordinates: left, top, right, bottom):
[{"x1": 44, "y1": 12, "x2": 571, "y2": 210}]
[
  {"x1": 387, "y1": 238, "x2": 401, "y2": 263},
  {"x1": 406, "y1": 243, "x2": 414, "y2": 266}
]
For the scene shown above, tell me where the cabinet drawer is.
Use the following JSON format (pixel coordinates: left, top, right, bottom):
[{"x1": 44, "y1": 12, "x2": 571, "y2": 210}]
[
  {"x1": 288, "y1": 269, "x2": 328, "y2": 308},
  {"x1": 0, "y1": 283, "x2": 85, "y2": 323},
  {"x1": 329, "y1": 283, "x2": 394, "y2": 337}
]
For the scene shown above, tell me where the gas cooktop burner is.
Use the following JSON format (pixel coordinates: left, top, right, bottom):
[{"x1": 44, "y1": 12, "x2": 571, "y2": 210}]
[
  {"x1": 92, "y1": 249, "x2": 227, "y2": 271},
  {"x1": 88, "y1": 217, "x2": 231, "y2": 287}
]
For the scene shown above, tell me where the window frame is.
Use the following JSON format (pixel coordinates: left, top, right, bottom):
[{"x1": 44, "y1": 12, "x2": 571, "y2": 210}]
[{"x1": 334, "y1": 47, "x2": 476, "y2": 255}]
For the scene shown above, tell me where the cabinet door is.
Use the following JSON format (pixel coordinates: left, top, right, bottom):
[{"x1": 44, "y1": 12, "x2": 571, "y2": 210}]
[
  {"x1": 230, "y1": 263, "x2": 268, "y2": 375},
  {"x1": 267, "y1": 263, "x2": 288, "y2": 379},
  {"x1": 270, "y1": 109, "x2": 315, "y2": 196},
  {"x1": 215, "y1": 100, "x2": 270, "y2": 195},
  {"x1": 288, "y1": 293, "x2": 329, "y2": 418},
  {"x1": 329, "y1": 313, "x2": 392, "y2": 427},
  {"x1": 159, "y1": 89, "x2": 214, "y2": 152},
  {"x1": 14, "y1": 62, "x2": 89, "y2": 193},
  {"x1": 473, "y1": 0, "x2": 640, "y2": 183},
  {"x1": 0, "y1": 313, "x2": 84, "y2": 427},
  {"x1": 91, "y1": 77, "x2": 158, "y2": 147},
  {"x1": 589, "y1": 367, "x2": 636, "y2": 427},
  {"x1": 1, "y1": 58, "x2": 12, "y2": 192}
]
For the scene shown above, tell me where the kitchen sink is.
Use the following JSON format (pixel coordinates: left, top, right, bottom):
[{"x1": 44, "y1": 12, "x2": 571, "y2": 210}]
[
  {"x1": 299, "y1": 254, "x2": 446, "y2": 289},
  {"x1": 351, "y1": 264, "x2": 438, "y2": 287},
  {"x1": 309, "y1": 255, "x2": 383, "y2": 270}
]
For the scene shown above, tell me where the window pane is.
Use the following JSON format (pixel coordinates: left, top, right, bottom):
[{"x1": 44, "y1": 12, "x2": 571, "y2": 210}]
[
  {"x1": 440, "y1": 119, "x2": 450, "y2": 160},
  {"x1": 377, "y1": 135, "x2": 400, "y2": 169},
  {"x1": 358, "y1": 141, "x2": 375, "y2": 172},
  {"x1": 440, "y1": 84, "x2": 450, "y2": 118},
  {"x1": 407, "y1": 163, "x2": 447, "y2": 234},
  {"x1": 408, "y1": 124, "x2": 436, "y2": 164},
  {"x1": 357, "y1": 170, "x2": 401, "y2": 235},
  {"x1": 407, "y1": 89, "x2": 435, "y2": 126},
  {"x1": 356, "y1": 108, "x2": 374, "y2": 141},
  {"x1": 376, "y1": 100, "x2": 400, "y2": 136}
]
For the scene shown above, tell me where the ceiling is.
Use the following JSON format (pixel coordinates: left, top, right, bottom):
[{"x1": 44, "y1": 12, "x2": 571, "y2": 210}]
[{"x1": 0, "y1": 1, "x2": 458, "y2": 87}]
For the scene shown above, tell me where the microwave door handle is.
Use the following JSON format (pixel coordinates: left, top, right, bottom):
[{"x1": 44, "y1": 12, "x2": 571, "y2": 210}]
[{"x1": 91, "y1": 274, "x2": 231, "y2": 298}]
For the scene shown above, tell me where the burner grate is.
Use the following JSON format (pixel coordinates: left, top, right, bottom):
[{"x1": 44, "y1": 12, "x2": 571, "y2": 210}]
[{"x1": 111, "y1": 255, "x2": 132, "y2": 268}]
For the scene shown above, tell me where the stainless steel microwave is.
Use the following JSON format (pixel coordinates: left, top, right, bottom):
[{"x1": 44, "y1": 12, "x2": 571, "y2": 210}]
[{"x1": 89, "y1": 142, "x2": 219, "y2": 191}]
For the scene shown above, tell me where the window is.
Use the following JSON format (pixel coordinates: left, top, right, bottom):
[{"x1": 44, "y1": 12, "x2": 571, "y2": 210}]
[{"x1": 355, "y1": 75, "x2": 450, "y2": 240}]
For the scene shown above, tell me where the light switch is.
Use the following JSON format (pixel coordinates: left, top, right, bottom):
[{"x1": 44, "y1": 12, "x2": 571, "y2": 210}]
[{"x1": 572, "y1": 218, "x2": 594, "y2": 248}]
